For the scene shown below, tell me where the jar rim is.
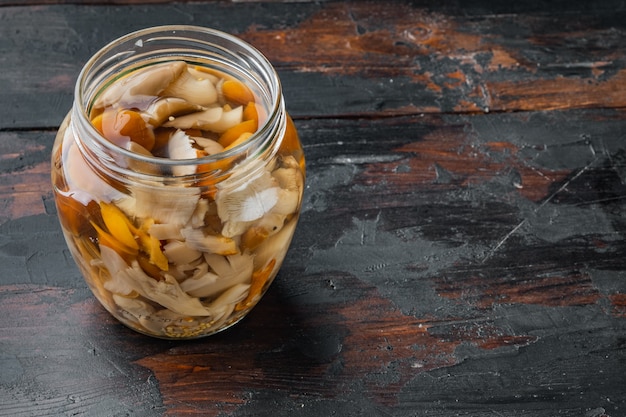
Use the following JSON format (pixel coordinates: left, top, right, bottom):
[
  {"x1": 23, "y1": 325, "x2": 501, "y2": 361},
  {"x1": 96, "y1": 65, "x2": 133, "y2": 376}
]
[{"x1": 73, "y1": 25, "x2": 284, "y2": 175}]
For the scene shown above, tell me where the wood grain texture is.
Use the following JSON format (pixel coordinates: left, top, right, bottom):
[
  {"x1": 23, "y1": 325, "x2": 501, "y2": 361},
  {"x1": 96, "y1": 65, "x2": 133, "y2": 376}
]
[
  {"x1": 1, "y1": 1, "x2": 625, "y2": 416},
  {"x1": 2, "y1": 1, "x2": 626, "y2": 128}
]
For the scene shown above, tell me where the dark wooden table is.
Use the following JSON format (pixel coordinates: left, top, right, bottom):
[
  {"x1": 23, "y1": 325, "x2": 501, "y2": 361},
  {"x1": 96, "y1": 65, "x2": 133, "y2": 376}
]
[{"x1": 1, "y1": 1, "x2": 625, "y2": 416}]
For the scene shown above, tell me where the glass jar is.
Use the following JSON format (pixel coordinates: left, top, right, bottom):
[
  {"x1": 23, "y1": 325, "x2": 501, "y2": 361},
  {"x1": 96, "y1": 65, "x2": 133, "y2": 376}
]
[{"x1": 51, "y1": 26, "x2": 305, "y2": 339}]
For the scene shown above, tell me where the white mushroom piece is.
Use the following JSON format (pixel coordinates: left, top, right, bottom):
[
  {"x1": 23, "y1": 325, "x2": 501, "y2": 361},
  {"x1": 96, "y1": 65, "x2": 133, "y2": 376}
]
[
  {"x1": 179, "y1": 253, "x2": 254, "y2": 298},
  {"x1": 94, "y1": 61, "x2": 188, "y2": 110},
  {"x1": 115, "y1": 182, "x2": 201, "y2": 227},
  {"x1": 142, "y1": 97, "x2": 203, "y2": 127},
  {"x1": 163, "y1": 105, "x2": 243, "y2": 133},
  {"x1": 166, "y1": 129, "x2": 200, "y2": 176},
  {"x1": 215, "y1": 167, "x2": 281, "y2": 238},
  {"x1": 161, "y1": 65, "x2": 218, "y2": 107},
  {"x1": 62, "y1": 132, "x2": 126, "y2": 205},
  {"x1": 98, "y1": 245, "x2": 214, "y2": 317}
]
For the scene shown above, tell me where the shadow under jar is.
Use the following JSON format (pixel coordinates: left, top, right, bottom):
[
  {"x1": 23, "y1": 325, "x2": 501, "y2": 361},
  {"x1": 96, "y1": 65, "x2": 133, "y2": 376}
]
[{"x1": 51, "y1": 26, "x2": 305, "y2": 339}]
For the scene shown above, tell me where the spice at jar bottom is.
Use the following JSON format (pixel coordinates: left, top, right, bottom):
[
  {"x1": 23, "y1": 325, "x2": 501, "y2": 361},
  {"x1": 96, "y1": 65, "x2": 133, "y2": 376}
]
[{"x1": 51, "y1": 26, "x2": 305, "y2": 339}]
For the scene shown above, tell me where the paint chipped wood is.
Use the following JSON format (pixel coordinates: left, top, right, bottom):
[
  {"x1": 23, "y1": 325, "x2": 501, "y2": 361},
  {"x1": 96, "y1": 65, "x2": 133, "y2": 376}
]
[{"x1": 1, "y1": 1, "x2": 625, "y2": 416}]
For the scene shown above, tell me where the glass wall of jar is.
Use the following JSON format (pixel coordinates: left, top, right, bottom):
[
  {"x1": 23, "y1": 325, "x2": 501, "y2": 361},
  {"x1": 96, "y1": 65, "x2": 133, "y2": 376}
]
[{"x1": 51, "y1": 26, "x2": 305, "y2": 339}]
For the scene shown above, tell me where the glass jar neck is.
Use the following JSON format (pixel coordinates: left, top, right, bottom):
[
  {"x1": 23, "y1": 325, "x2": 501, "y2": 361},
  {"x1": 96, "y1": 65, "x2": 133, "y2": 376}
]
[{"x1": 71, "y1": 25, "x2": 285, "y2": 185}]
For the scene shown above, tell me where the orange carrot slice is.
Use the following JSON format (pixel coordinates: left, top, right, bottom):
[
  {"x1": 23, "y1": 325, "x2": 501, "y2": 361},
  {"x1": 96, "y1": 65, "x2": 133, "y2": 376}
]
[
  {"x1": 91, "y1": 222, "x2": 137, "y2": 257},
  {"x1": 91, "y1": 113, "x2": 104, "y2": 134},
  {"x1": 222, "y1": 79, "x2": 255, "y2": 105},
  {"x1": 98, "y1": 108, "x2": 155, "y2": 151},
  {"x1": 223, "y1": 132, "x2": 253, "y2": 152},
  {"x1": 99, "y1": 201, "x2": 139, "y2": 251},
  {"x1": 218, "y1": 119, "x2": 257, "y2": 147},
  {"x1": 118, "y1": 110, "x2": 155, "y2": 151},
  {"x1": 242, "y1": 101, "x2": 258, "y2": 123},
  {"x1": 236, "y1": 259, "x2": 276, "y2": 311}
]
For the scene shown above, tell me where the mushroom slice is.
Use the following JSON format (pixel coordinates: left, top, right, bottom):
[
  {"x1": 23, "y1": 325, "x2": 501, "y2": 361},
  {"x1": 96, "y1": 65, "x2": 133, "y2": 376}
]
[
  {"x1": 166, "y1": 130, "x2": 198, "y2": 176},
  {"x1": 272, "y1": 188, "x2": 301, "y2": 216},
  {"x1": 191, "y1": 136, "x2": 224, "y2": 155},
  {"x1": 180, "y1": 228, "x2": 238, "y2": 255},
  {"x1": 143, "y1": 97, "x2": 203, "y2": 127},
  {"x1": 100, "y1": 245, "x2": 209, "y2": 316},
  {"x1": 95, "y1": 61, "x2": 187, "y2": 109},
  {"x1": 163, "y1": 240, "x2": 203, "y2": 265},
  {"x1": 63, "y1": 137, "x2": 125, "y2": 205},
  {"x1": 127, "y1": 264, "x2": 212, "y2": 316},
  {"x1": 116, "y1": 184, "x2": 200, "y2": 227},
  {"x1": 181, "y1": 253, "x2": 254, "y2": 298},
  {"x1": 113, "y1": 293, "x2": 155, "y2": 319},
  {"x1": 98, "y1": 245, "x2": 136, "y2": 296},
  {"x1": 210, "y1": 283, "x2": 250, "y2": 310},
  {"x1": 216, "y1": 170, "x2": 280, "y2": 238},
  {"x1": 179, "y1": 270, "x2": 220, "y2": 297},
  {"x1": 148, "y1": 222, "x2": 184, "y2": 241},
  {"x1": 235, "y1": 258, "x2": 276, "y2": 311},
  {"x1": 165, "y1": 105, "x2": 243, "y2": 134},
  {"x1": 188, "y1": 66, "x2": 220, "y2": 84},
  {"x1": 189, "y1": 198, "x2": 209, "y2": 229},
  {"x1": 163, "y1": 106, "x2": 223, "y2": 130},
  {"x1": 162, "y1": 66, "x2": 218, "y2": 106},
  {"x1": 253, "y1": 216, "x2": 298, "y2": 271},
  {"x1": 272, "y1": 164, "x2": 304, "y2": 193},
  {"x1": 208, "y1": 105, "x2": 243, "y2": 133},
  {"x1": 127, "y1": 142, "x2": 160, "y2": 175},
  {"x1": 240, "y1": 213, "x2": 287, "y2": 251}
]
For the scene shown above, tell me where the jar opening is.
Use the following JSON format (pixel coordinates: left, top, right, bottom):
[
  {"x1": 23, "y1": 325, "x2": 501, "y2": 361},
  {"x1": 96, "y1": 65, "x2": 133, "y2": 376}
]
[{"x1": 73, "y1": 25, "x2": 284, "y2": 179}]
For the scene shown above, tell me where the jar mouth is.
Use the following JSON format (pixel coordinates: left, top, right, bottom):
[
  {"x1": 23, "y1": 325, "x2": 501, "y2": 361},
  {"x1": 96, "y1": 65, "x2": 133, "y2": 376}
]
[{"x1": 74, "y1": 25, "x2": 283, "y2": 175}]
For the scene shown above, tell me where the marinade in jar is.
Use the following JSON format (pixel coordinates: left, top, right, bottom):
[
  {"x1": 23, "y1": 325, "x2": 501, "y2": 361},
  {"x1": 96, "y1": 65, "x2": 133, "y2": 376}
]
[{"x1": 52, "y1": 59, "x2": 304, "y2": 338}]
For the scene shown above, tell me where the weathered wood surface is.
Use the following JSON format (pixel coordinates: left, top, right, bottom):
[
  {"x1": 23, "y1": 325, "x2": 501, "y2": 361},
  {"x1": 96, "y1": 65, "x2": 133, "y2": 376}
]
[{"x1": 1, "y1": 1, "x2": 625, "y2": 416}]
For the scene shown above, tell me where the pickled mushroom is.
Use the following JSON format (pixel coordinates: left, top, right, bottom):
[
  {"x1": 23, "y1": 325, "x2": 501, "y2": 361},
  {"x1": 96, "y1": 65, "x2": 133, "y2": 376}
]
[
  {"x1": 211, "y1": 283, "x2": 250, "y2": 310},
  {"x1": 220, "y1": 79, "x2": 255, "y2": 105},
  {"x1": 98, "y1": 245, "x2": 137, "y2": 296},
  {"x1": 95, "y1": 61, "x2": 187, "y2": 110},
  {"x1": 55, "y1": 58, "x2": 305, "y2": 339},
  {"x1": 127, "y1": 142, "x2": 160, "y2": 175},
  {"x1": 143, "y1": 97, "x2": 203, "y2": 127},
  {"x1": 163, "y1": 104, "x2": 243, "y2": 133},
  {"x1": 181, "y1": 253, "x2": 253, "y2": 298},
  {"x1": 163, "y1": 240, "x2": 203, "y2": 265},
  {"x1": 166, "y1": 130, "x2": 199, "y2": 176},
  {"x1": 148, "y1": 222, "x2": 184, "y2": 241},
  {"x1": 162, "y1": 66, "x2": 218, "y2": 106},
  {"x1": 63, "y1": 136, "x2": 125, "y2": 205},
  {"x1": 116, "y1": 185, "x2": 200, "y2": 226},
  {"x1": 163, "y1": 106, "x2": 223, "y2": 130},
  {"x1": 241, "y1": 213, "x2": 287, "y2": 251},
  {"x1": 191, "y1": 136, "x2": 224, "y2": 155},
  {"x1": 180, "y1": 228, "x2": 238, "y2": 255},
  {"x1": 99, "y1": 244, "x2": 213, "y2": 316},
  {"x1": 99, "y1": 201, "x2": 139, "y2": 251},
  {"x1": 113, "y1": 293, "x2": 156, "y2": 319},
  {"x1": 252, "y1": 217, "x2": 298, "y2": 271},
  {"x1": 216, "y1": 169, "x2": 280, "y2": 237}
]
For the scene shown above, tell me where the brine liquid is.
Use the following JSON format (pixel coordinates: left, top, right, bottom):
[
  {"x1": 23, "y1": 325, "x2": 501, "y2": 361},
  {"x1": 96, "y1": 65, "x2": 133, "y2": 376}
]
[{"x1": 52, "y1": 60, "x2": 304, "y2": 338}]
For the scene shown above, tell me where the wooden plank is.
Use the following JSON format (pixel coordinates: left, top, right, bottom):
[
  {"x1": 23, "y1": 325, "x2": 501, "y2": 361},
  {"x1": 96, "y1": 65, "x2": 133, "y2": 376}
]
[
  {"x1": 1, "y1": 2, "x2": 625, "y2": 416},
  {"x1": 2, "y1": 112, "x2": 625, "y2": 417},
  {"x1": 0, "y1": 130, "x2": 55, "y2": 224},
  {"x1": 2, "y1": 2, "x2": 626, "y2": 129}
]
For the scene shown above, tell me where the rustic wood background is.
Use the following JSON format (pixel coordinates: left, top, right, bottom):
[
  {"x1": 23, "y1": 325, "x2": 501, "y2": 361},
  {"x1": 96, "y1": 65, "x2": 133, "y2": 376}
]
[{"x1": 1, "y1": 1, "x2": 625, "y2": 416}]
